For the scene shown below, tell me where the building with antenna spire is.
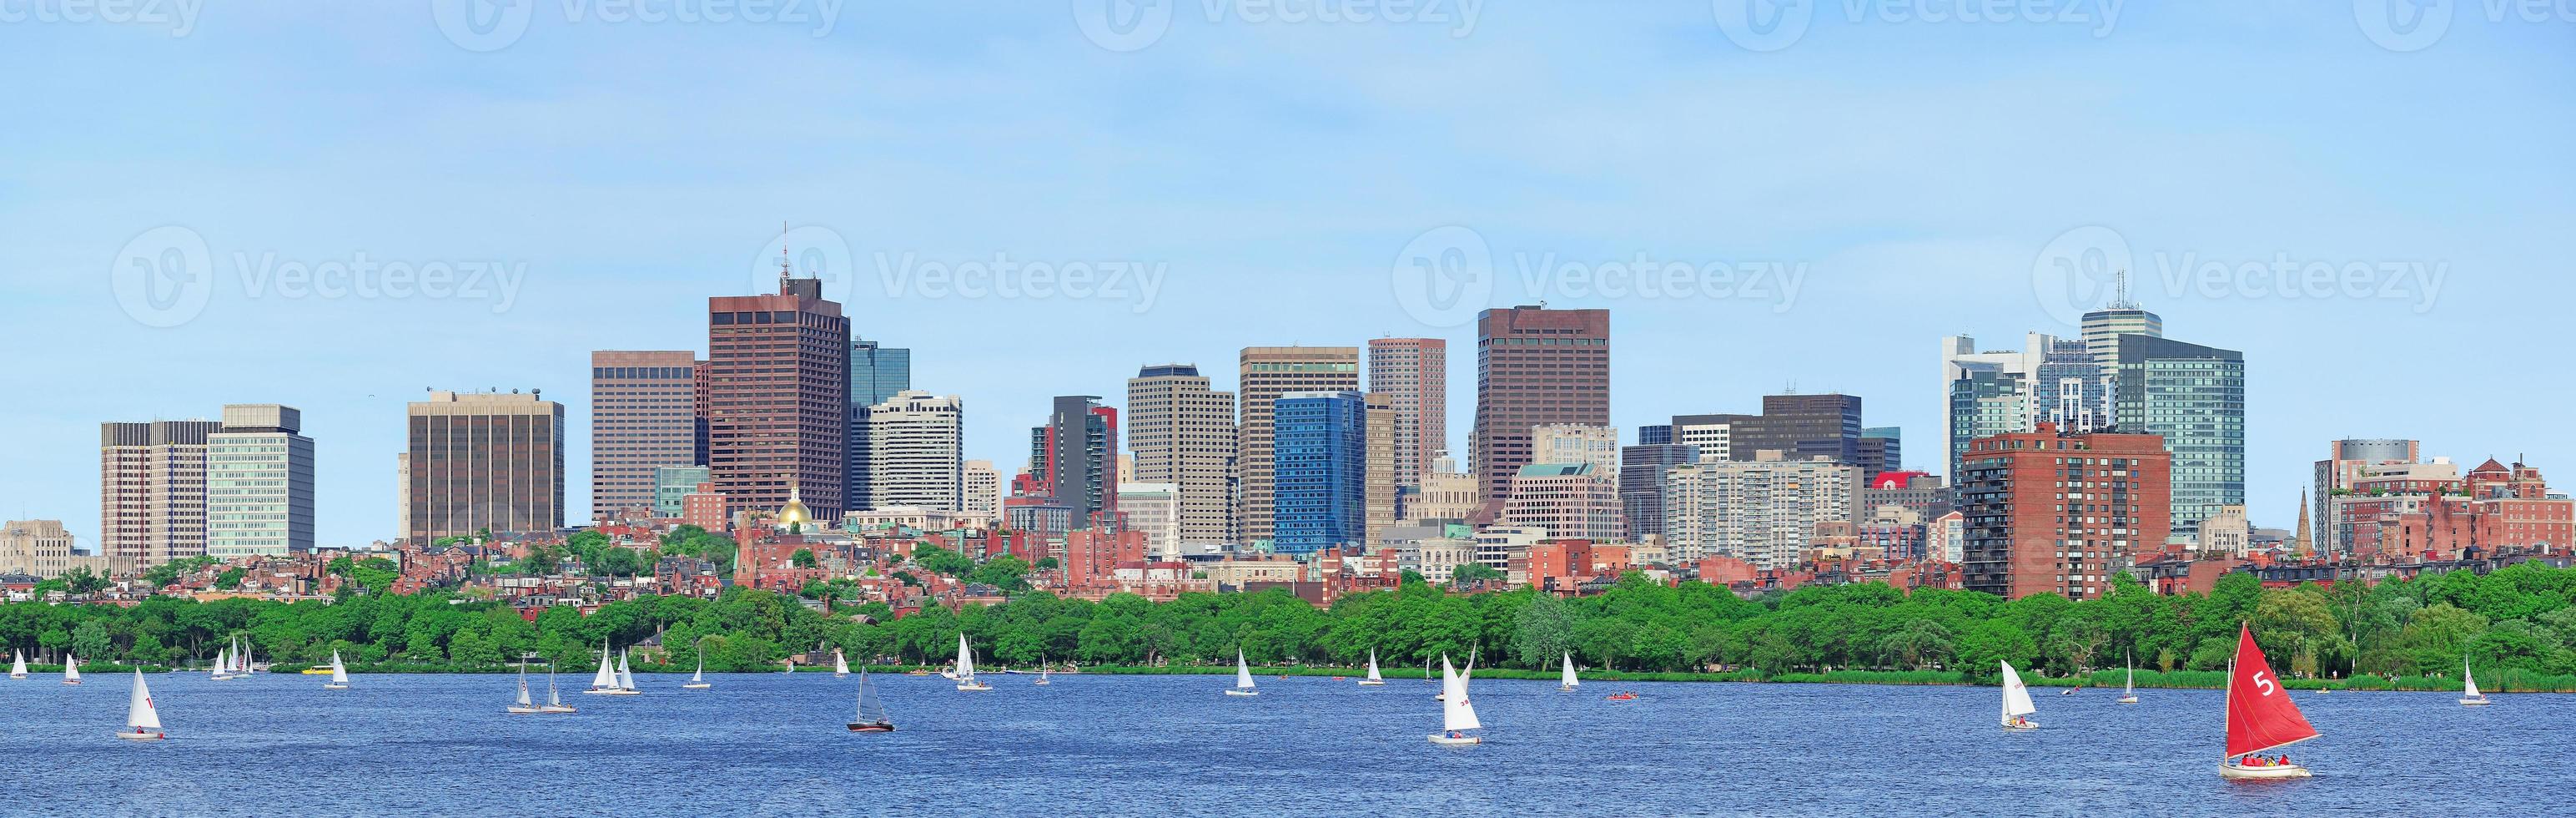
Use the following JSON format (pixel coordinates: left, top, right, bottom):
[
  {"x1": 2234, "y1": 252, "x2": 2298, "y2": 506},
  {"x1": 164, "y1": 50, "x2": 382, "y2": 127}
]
[{"x1": 706, "y1": 240, "x2": 851, "y2": 526}]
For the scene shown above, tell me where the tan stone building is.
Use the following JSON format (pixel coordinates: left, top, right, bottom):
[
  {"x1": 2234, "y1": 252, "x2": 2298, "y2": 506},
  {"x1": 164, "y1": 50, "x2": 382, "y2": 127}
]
[{"x1": 1235, "y1": 346, "x2": 1359, "y2": 544}]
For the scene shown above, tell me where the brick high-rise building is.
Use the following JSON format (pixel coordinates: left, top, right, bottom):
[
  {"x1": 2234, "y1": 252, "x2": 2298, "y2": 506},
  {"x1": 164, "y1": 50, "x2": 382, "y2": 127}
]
[
  {"x1": 406, "y1": 391, "x2": 566, "y2": 544},
  {"x1": 1237, "y1": 346, "x2": 1360, "y2": 543},
  {"x1": 590, "y1": 351, "x2": 700, "y2": 522},
  {"x1": 1366, "y1": 338, "x2": 1446, "y2": 491},
  {"x1": 1958, "y1": 423, "x2": 2171, "y2": 601},
  {"x1": 99, "y1": 419, "x2": 219, "y2": 566},
  {"x1": 1470, "y1": 306, "x2": 1610, "y2": 515},
  {"x1": 707, "y1": 270, "x2": 851, "y2": 523},
  {"x1": 1126, "y1": 364, "x2": 1238, "y2": 547}
]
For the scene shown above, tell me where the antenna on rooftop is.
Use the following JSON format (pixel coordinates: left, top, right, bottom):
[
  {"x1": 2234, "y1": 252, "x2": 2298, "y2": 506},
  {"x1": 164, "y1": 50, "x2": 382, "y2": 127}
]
[{"x1": 2107, "y1": 269, "x2": 2140, "y2": 311}]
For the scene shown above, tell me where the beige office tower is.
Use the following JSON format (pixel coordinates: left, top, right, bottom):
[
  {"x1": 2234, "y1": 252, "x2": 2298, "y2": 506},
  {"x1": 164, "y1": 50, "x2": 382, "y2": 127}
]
[
  {"x1": 406, "y1": 391, "x2": 566, "y2": 544},
  {"x1": 1366, "y1": 338, "x2": 1446, "y2": 490},
  {"x1": 1126, "y1": 364, "x2": 1240, "y2": 546},
  {"x1": 588, "y1": 351, "x2": 701, "y2": 523},
  {"x1": 99, "y1": 418, "x2": 220, "y2": 567},
  {"x1": 963, "y1": 460, "x2": 1003, "y2": 521},
  {"x1": 1235, "y1": 346, "x2": 1359, "y2": 545},
  {"x1": 1366, "y1": 392, "x2": 1397, "y2": 548},
  {"x1": 1407, "y1": 455, "x2": 1481, "y2": 525},
  {"x1": 863, "y1": 391, "x2": 965, "y2": 511},
  {"x1": 0, "y1": 520, "x2": 126, "y2": 579}
]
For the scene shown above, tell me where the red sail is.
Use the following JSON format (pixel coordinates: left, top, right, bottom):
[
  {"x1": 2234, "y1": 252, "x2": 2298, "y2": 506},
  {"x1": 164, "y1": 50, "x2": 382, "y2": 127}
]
[{"x1": 2226, "y1": 624, "x2": 2322, "y2": 760}]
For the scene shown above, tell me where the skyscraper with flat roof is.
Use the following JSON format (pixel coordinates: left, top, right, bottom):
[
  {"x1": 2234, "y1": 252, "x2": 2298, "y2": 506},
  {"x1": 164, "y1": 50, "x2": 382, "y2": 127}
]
[
  {"x1": 406, "y1": 391, "x2": 565, "y2": 543},
  {"x1": 1367, "y1": 338, "x2": 1446, "y2": 491},
  {"x1": 1237, "y1": 346, "x2": 1360, "y2": 543},
  {"x1": 590, "y1": 351, "x2": 699, "y2": 522},
  {"x1": 100, "y1": 418, "x2": 219, "y2": 566},
  {"x1": 1127, "y1": 364, "x2": 1239, "y2": 546},
  {"x1": 1032, "y1": 396, "x2": 1119, "y2": 526},
  {"x1": 2112, "y1": 335, "x2": 2245, "y2": 537},
  {"x1": 205, "y1": 404, "x2": 314, "y2": 558},
  {"x1": 1470, "y1": 306, "x2": 1610, "y2": 514},
  {"x1": 1273, "y1": 391, "x2": 1367, "y2": 555},
  {"x1": 863, "y1": 391, "x2": 964, "y2": 511},
  {"x1": 707, "y1": 270, "x2": 850, "y2": 522}
]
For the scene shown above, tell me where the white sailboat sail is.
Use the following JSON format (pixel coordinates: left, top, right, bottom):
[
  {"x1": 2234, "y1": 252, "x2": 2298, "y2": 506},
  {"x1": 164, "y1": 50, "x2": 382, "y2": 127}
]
[
  {"x1": 955, "y1": 634, "x2": 976, "y2": 682},
  {"x1": 546, "y1": 669, "x2": 566, "y2": 709},
  {"x1": 517, "y1": 666, "x2": 536, "y2": 708},
  {"x1": 63, "y1": 655, "x2": 81, "y2": 684},
  {"x1": 2000, "y1": 662, "x2": 2038, "y2": 725},
  {"x1": 591, "y1": 646, "x2": 617, "y2": 690},
  {"x1": 692, "y1": 656, "x2": 706, "y2": 684},
  {"x1": 2124, "y1": 663, "x2": 2136, "y2": 699},
  {"x1": 1561, "y1": 652, "x2": 1581, "y2": 689},
  {"x1": 1365, "y1": 650, "x2": 1382, "y2": 683},
  {"x1": 211, "y1": 646, "x2": 229, "y2": 677},
  {"x1": 1235, "y1": 650, "x2": 1256, "y2": 690},
  {"x1": 2465, "y1": 660, "x2": 2485, "y2": 700},
  {"x1": 128, "y1": 670, "x2": 162, "y2": 730},
  {"x1": 10, "y1": 650, "x2": 26, "y2": 678},
  {"x1": 835, "y1": 649, "x2": 851, "y2": 676},
  {"x1": 616, "y1": 650, "x2": 637, "y2": 691},
  {"x1": 329, "y1": 652, "x2": 350, "y2": 686},
  {"x1": 1441, "y1": 656, "x2": 1482, "y2": 732}
]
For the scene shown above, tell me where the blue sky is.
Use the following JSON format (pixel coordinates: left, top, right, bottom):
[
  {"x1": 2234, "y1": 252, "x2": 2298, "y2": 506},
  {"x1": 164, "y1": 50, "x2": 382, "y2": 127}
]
[{"x1": 3, "y1": 3, "x2": 2569, "y2": 547}]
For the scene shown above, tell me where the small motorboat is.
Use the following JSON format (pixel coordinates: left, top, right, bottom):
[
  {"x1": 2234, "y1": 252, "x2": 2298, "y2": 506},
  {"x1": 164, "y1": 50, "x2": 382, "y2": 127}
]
[{"x1": 1605, "y1": 691, "x2": 1640, "y2": 702}]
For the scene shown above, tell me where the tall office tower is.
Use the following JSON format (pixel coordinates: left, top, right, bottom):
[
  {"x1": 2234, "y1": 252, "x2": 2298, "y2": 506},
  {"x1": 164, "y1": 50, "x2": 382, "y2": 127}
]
[
  {"x1": 1366, "y1": 338, "x2": 1446, "y2": 490},
  {"x1": 2313, "y1": 439, "x2": 2422, "y2": 553},
  {"x1": 1365, "y1": 392, "x2": 1398, "y2": 548},
  {"x1": 963, "y1": 460, "x2": 1003, "y2": 520},
  {"x1": 707, "y1": 269, "x2": 851, "y2": 522},
  {"x1": 99, "y1": 418, "x2": 219, "y2": 566},
  {"x1": 863, "y1": 391, "x2": 964, "y2": 511},
  {"x1": 590, "y1": 351, "x2": 700, "y2": 522},
  {"x1": 1620, "y1": 430, "x2": 1700, "y2": 547},
  {"x1": 846, "y1": 336, "x2": 913, "y2": 508},
  {"x1": 405, "y1": 391, "x2": 565, "y2": 544},
  {"x1": 1659, "y1": 453, "x2": 1863, "y2": 569},
  {"x1": 1940, "y1": 332, "x2": 2107, "y2": 477},
  {"x1": 1031, "y1": 396, "x2": 1119, "y2": 526},
  {"x1": 2111, "y1": 336, "x2": 2245, "y2": 537},
  {"x1": 1470, "y1": 306, "x2": 1611, "y2": 513},
  {"x1": 1959, "y1": 423, "x2": 2171, "y2": 600},
  {"x1": 654, "y1": 466, "x2": 712, "y2": 518},
  {"x1": 1127, "y1": 364, "x2": 1240, "y2": 546},
  {"x1": 395, "y1": 452, "x2": 410, "y2": 540},
  {"x1": 1272, "y1": 391, "x2": 1368, "y2": 555},
  {"x1": 1532, "y1": 424, "x2": 1621, "y2": 473},
  {"x1": 1858, "y1": 427, "x2": 1902, "y2": 477},
  {"x1": 205, "y1": 404, "x2": 314, "y2": 558},
  {"x1": 1237, "y1": 346, "x2": 1361, "y2": 543},
  {"x1": 692, "y1": 358, "x2": 711, "y2": 466}
]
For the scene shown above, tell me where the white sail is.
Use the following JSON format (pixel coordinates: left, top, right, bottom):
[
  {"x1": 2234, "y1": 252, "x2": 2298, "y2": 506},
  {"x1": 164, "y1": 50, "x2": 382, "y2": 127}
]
[
  {"x1": 517, "y1": 665, "x2": 535, "y2": 707},
  {"x1": 546, "y1": 669, "x2": 565, "y2": 707},
  {"x1": 854, "y1": 670, "x2": 889, "y2": 725},
  {"x1": 128, "y1": 670, "x2": 161, "y2": 730},
  {"x1": 955, "y1": 634, "x2": 976, "y2": 681},
  {"x1": 616, "y1": 650, "x2": 637, "y2": 691},
  {"x1": 2465, "y1": 660, "x2": 2483, "y2": 700},
  {"x1": 1366, "y1": 650, "x2": 1382, "y2": 682},
  {"x1": 835, "y1": 649, "x2": 851, "y2": 676},
  {"x1": 1235, "y1": 650, "x2": 1256, "y2": 690},
  {"x1": 211, "y1": 647, "x2": 229, "y2": 676},
  {"x1": 1441, "y1": 656, "x2": 1482, "y2": 732},
  {"x1": 63, "y1": 655, "x2": 80, "y2": 684},
  {"x1": 591, "y1": 646, "x2": 617, "y2": 689},
  {"x1": 330, "y1": 652, "x2": 350, "y2": 685},
  {"x1": 1562, "y1": 652, "x2": 1580, "y2": 689},
  {"x1": 692, "y1": 658, "x2": 705, "y2": 684},
  {"x1": 2000, "y1": 662, "x2": 2038, "y2": 721},
  {"x1": 2125, "y1": 663, "x2": 2136, "y2": 699},
  {"x1": 10, "y1": 650, "x2": 26, "y2": 677}
]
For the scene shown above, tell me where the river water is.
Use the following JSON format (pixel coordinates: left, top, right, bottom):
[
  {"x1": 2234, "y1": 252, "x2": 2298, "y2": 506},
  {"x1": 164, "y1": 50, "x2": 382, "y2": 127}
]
[{"x1": 8, "y1": 671, "x2": 2563, "y2": 816}]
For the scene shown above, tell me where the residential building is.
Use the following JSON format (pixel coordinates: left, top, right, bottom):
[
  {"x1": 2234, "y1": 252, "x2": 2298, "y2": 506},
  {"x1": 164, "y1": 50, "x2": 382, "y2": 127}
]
[
  {"x1": 204, "y1": 404, "x2": 315, "y2": 558},
  {"x1": 1619, "y1": 428, "x2": 1699, "y2": 548},
  {"x1": 1272, "y1": 391, "x2": 1368, "y2": 555},
  {"x1": 863, "y1": 391, "x2": 964, "y2": 511},
  {"x1": 1366, "y1": 338, "x2": 1446, "y2": 490},
  {"x1": 589, "y1": 351, "x2": 699, "y2": 521},
  {"x1": 1673, "y1": 394, "x2": 1882, "y2": 478},
  {"x1": 1238, "y1": 346, "x2": 1361, "y2": 543},
  {"x1": 2111, "y1": 335, "x2": 2244, "y2": 537},
  {"x1": 963, "y1": 460, "x2": 1004, "y2": 521},
  {"x1": 1500, "y1": 463, "x2": 1623, "y2": 543},
  {"x1": 1125, "y1": 364, "x2": 1238, "y2": 546},
  {"x1": 1472, "y1": 524, "x2": 1547, "y2": 586},
  {"x1": 1957, "y1": 423, "x2": 2172, "y2": 600},
  {"x1": 0, "y1": 520, "x2": 125, "y2": 580},
  {"x1": 406, "y1": 390, "x2": 566, "y2": 544},
  {"x1": 2314, "y1": 438, "x2": 2423, "y2": 553},
  {"x1": 1660, "y1": 454, "x2": 1864, "y2": 570},
  {"x1": 1470, "y1": 306, "x2": 1611, "y2": 513},
  {"x1": 1859, "y1": 427, "x2": 1903, "y2": 477},
  {"x1": 99, "y1": 418, "x2": 219, "y2": 566},
  {"x1": 707, "y1": 268, "x2": 851, "y2": 523},
  {"x1": 1030, "y1": 396, "x2": 1119, "y2": 526}
]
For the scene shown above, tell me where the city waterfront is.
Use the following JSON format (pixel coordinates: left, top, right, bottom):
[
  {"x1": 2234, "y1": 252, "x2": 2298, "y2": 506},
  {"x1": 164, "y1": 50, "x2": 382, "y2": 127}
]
[{"x1": 11, "y1": 674, "x2": 2564, "y2": 816}]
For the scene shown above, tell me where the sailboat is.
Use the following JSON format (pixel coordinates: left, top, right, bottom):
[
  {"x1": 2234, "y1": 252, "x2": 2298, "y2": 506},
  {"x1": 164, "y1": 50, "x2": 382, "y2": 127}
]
[
  {"x1": 616, "y1": 649, "x2": 639, "y2": 693},
  {"x1": 1035, "y1": 658, "x2": 1052, "y2": 687},
  {"x1": 834, "y1": 649, "x2": 851, "y2": 679},
  {"x1": 2221, "y1": 624, "x2": 2323, "y2": 779},
  {"x1": 684, "y1": 644, "x2": 712, "y2": 690},
  {"x1": 118, "y1": 670, "x2": 165, "y2": 741},
  {"x1": 848, "y1": 669, "x2": 895, "y2": 733},
  {"x1": 1999, "y1": 662, "x2": 2038, "y2": 730},
  {"x1": 507, "y1": 663, "x2": 544, "y2": 715},
  {"x1": 324, "y1": 651, "x2": 350, "y2": 690},
  {"x1": 1358, "y1": 649, "x2": 1385, "y2": 687},
  {"x1": 1437, "y1": 648, "x2": 1479, "y2": 702},
  {"x1": 1225, "y1": 649, "x2": 1259, "y2": 697},
  {"x1": 541, "y1": 667, "x2": 577, "y2": 714},
  {"x1": 2461, "y1": 658, "x2": 2492, "y2": 707},
  {"x1": 584, "y1": 644, "x2": 635, "y2": 695},
  {"x1": 63, "y1": 655, "x2": 82, "y2": 686},
  {"x1": 9, "y1": 650, "x2": 26, "y2": 679},
  {"x1": 1560, "y1": 651, "x2": 1582, "y2": 692},
  {"x1": 1428, "y1": 655, "x2": 1482, "y2": 745},
  {"x1": 954, "y1": 634, "x2": 992, "y2": 692},
  {"x1": 210, "y1": 645, "x2": 233, "y2": 681},
  {"x1": 2119, "y1": 653, "x2": 2141, "y2": 704}
]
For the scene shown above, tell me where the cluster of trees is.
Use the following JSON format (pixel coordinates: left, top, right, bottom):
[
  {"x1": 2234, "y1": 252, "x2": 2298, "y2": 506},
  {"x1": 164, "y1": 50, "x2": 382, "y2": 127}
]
[{"x1": 8, "y1": 561, "x2": 2572, "y2": 688}]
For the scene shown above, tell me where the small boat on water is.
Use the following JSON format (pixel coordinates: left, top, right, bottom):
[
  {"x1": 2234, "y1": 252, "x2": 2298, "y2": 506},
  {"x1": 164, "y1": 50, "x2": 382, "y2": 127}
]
[
  {"x1": 63, "y1": 655, "x2": 82, "y2": 686},
  {"x1": 1226, "y1": 650, "x2": 1259, "y2": 697},
  {"x1": 1999, "y1": 662, "x2": 2038, "y2": 730},
  {"x1": 2120, "y1": 654, "x2": 2141, "y2": 704},
  {"x1": 584, "y1": 644, "x2": 637, "y2": 696},
  {"x1": 685, "y1": 645, "x2": 713, "y2": 691},
  {"x1": 1358, "y1": 649, "x2": 1385, "y2": 687},
  {"x1": 541, "y1": 666, "x2": 577, "y2": 714},
  {"x1": 2461, "y1": 658, "x2": 2492, "y2": 707},
  {"x1": 1427, "y1": 656, "x2": 1482, "y2": 746},
  {"x1": 954, "y1": 634, "x2": 992, "y2": 692},
  {"x1": 507, "y1": 664, "x2": 545, "y2": 715},
  {"x1": 118, "y1": 670, "x2": 165, "y2": 741},
  {"x1": 323, "y1": 651, "x2": 350, "y2": 691},
  {"x1": 209, "y1": 646, "x2": 234, "y2": 682},
  {"x1": 1559, "y1": 651, "x2": 1581, "y2": 693},
  {"x1": 616, "y1": 650, "x2": 640, "y2": 694},
  {"x1": 1035, "y1": 658, "x2": 1053, "y2": 687},
  {"x1": 834, "y1": 649, "x2": 851, "y2": 679},
  {"x1": 2221, "y1": 624, "x2": 2322, "y2": 780},
  {"x1": 848, "y1": 669, "x2": 896, "y2": 733},
  {"x1": 1605, "y1": 691, "x2": 1640, "y2": 702},
  {"x1": 9, "y1": 650, "x2": 27, "y2": 679}
]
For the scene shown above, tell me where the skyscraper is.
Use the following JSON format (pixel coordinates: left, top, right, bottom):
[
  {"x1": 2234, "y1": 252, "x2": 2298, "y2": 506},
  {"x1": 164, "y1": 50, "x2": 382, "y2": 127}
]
[
  {"x1": 1126, "y1": 364, "x2": 1239, "y2": 546},
  {"x1": 1620, "y1": 428, "x2": 1698, "y2": 548},
  {"x1": 863, "y1": 391, "x2": 964, "y2": 511},
  {"x1": 847, "y1": 336, "x2": 913, "y2": 508},
  {"x1": 589, "y1": 351, "x2": 700, "y2": 522},
  {"x1": 1031, "y1": 396, "x2": 1119, "y2": 526},
  {"x1": 2081, "y1": 282, "x2": 2163, "y2": 386},
  {"x1": 1366, "y1": 338, "x2": 1446, "y2": 491},
  {"x1": 1660, "y1": 453, "x2": 1863, "y2": 569},
  {"x1": 205, "y1": 404, "x2": 314, "y2": 558},
  {"x1": 99, "y1": 418, "x2": 219, "y2": 566},
  {"x1": 1670, "y1": 394, "x2": 1874, "y2": 475},
  {"x1": 1237, "y1": 346, "x2": 1360, "y2": 543},
  {"x1": 1365, "y1": 391, "x2": 1398, "y2": 548},
  {"x1": 2111, "y1": 335, "x2": 2245, "y2": 537},
  {"x1": 1940, "y1": 332, "x2": 2107, "y2": 477},
  {"x1": 1272, "y1": 391, "x2": 1368, "y2": 555},
  {"x1": 963, "y1": 460, "x2": 1003, "y2": 522},
  {"x1": 1470, "y1": 306, "x2": 1611, "y2": 514},
  {"x1": 406, "y1": 391, "x2": 565, "y2": 543},
  {"x1": 707, "y1": 270, "x2": 851, "y2": 522}
]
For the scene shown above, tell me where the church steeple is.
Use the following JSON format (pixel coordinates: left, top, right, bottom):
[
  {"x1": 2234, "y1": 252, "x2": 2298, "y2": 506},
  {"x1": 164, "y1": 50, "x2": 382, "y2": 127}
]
[{"x1": 2293, "y1": 487, "x2": 2314, "y2": 557}]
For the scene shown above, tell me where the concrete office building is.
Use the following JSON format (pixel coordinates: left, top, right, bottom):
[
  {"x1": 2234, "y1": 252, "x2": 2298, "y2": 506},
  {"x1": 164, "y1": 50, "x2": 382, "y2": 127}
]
[
  {"x1": 99, "y1": 418, "x2": 220, "y2": 566},
  {"x1": 204, "y1": 404, "x2": 314, "y2": 558},
  {"x1": 590, "y1": 351, "x2": 700, "y2": 522},
  {"x1": 1117, "y1": 482, "x2": 1183, "y2": 559},
  {"x1": 863, "y1": 391, "x2": 965, "y2": 511},
  {"x1": 1500, "y1": 462, "x2": 1624, "y2": 543},
  {"x1": 406, "y1": 391, "x2": 566, "y2": 544},
  {"x1": 1366, "y1": 338, "x2": 1446, "y2": 490},
  {"x1": 963, "y1": 460, "x2": 1003, "y2": 522},
  {"x1": 1126, "y1": 364, "x2": 1239, "y2": 546},
  {"x1": 1620, "y1": 425, "x2": 1700, "y2": 548},
  {"x1": 1470, "y1": 306, "x2": 1612, "y2": 513},
  {"x1": 1237, "y1": 346, "x2": 1360, "y2": 543}
]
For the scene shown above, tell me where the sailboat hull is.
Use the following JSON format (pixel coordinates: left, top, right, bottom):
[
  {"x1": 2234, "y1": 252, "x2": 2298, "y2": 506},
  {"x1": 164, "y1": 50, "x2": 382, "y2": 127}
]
[
  {"x1": 2001, "y1": 720, "x2": 2040, "y2": 731},
  {"x1": 1427, "y1": 734, "x2": 1482, "y2": 746},
  {"x1": 1356, "y1": 680, "x2": 1385, "y2": 686},
  {"x1": 506, "y1": 706, "x2": 546, "y2": 715},
  {"x1": 1225, "y1": 689, "x2": 1259, "y2": 697},
  {"x1": 957, "y1": 683, "x2": 993, "y2": 692},
  {"x1": 115, "y1": 730, "x2": 167, "y2": 742},
  {"x1": 541, "y1": 706, "x2": 577, "y2": 714},
  {"x1": 2220, "y1": 762, "x2": 2312, "y2": 780},
  {"x1": 684, "y1": 683, "x2": 712, "y2": 690},
  {"x1": 2461, "y1": 699, "x2": 2492, "y2": 707},
  {"x1": 847, "y1": 723, "x2": 897, "y2": 733},
  {"x1": 584, "y1": 689, "x2": 642, "y2": 696},
  {"x1": 2118, "y1": 697, "x2": 2141, "y2": 704},
  {"x1": 324, "y1": 684, "x2": 350, "y2": 690}
]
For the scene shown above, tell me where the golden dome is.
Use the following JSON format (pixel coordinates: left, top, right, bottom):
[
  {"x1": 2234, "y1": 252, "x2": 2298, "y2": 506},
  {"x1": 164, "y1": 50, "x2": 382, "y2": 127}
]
[{"x1": 778, "y1": 482, "x2": 815, "y2": 528}]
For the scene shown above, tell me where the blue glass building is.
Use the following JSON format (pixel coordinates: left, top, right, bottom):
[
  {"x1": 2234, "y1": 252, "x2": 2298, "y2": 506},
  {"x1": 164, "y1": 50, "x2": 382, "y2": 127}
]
[{"x1": 1271, "y1": 391, "x2": 1366, "y2": 555}]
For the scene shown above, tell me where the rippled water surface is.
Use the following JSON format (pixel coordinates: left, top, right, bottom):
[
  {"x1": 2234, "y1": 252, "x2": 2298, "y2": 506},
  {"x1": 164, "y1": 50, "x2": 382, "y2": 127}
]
[{"x1": 8, "y1": 671, "x2": 2567, "y2": 816}]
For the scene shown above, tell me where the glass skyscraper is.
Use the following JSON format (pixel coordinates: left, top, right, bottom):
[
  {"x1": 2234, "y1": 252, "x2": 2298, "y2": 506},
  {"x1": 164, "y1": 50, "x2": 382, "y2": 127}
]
[
  {"x1": 2113, "y1": 336, "x2": 2245, "y2": 538},
  {"x1": 851, "y1": 337, "x2": 913, "y2": 407},
  {"x1": 1271, "y1": 391, "x2": 1367, "y2": 555}
]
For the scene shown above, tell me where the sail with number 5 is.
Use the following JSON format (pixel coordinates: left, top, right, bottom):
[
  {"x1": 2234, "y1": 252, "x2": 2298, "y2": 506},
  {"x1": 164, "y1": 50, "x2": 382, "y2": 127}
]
[{"x1": 2225, "y1": 624, "x2": 2322, "y2": 763}]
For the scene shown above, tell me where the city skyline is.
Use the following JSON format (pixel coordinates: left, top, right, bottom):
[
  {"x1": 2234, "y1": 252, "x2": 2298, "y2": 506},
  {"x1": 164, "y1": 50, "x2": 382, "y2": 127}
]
[{"x1": 9, "y1": 5, "x2": 2569, "y2": 547}]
